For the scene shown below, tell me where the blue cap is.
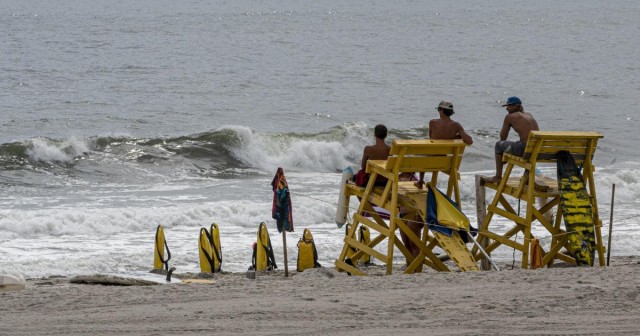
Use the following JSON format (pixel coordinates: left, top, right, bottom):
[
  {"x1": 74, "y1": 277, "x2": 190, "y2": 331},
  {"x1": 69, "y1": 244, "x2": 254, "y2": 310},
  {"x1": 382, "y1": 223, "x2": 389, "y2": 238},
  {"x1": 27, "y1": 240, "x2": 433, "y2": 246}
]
[{"x1": 502, "y1": 96, "x2": 522, "y2": 106}]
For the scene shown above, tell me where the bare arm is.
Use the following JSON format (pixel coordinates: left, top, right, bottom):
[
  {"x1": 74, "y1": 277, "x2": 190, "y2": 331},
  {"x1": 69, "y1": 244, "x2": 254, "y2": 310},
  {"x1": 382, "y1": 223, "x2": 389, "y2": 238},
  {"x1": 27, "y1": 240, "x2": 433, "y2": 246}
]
[
  {"x1": 360, "y1": 147, "x2": 370, "y2": 170},
  {"x1": 428, "y1": 120, "x2": 435, "y2": 139},
  {"x1": 499, "y1": 116, "x2": 511, "y2": 141},
  {"x1": 456, "y1": 123, "x2": 473, "y2": 145}
]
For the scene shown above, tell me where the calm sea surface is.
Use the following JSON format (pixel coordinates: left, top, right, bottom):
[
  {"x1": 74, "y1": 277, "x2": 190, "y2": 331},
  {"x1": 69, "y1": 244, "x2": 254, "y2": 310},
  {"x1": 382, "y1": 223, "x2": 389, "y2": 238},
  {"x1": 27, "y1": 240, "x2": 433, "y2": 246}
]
[{"x1": 1, "y1": 0, "x2": 639, "y2": 276}]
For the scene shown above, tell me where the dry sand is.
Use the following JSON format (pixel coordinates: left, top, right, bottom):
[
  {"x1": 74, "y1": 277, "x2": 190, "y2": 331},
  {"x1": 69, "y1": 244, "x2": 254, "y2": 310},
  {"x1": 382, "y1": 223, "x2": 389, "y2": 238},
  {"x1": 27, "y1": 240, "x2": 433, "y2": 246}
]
[{"x1": 2, "y1": 256, "x2": 639, "y2": 336}]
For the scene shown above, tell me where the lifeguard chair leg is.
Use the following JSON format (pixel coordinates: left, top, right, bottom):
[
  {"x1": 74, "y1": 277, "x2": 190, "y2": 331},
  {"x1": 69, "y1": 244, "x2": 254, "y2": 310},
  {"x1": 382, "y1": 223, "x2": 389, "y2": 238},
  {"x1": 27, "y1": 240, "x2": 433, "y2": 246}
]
[
  {"x1": 385, "y1": 190, "x2": 400, "y2": 275},
  {"x1": 520, "y1": 168, "x2": 537, "y2": 269},
  {"x1": 584, "y1": 164, "x2": 605, "y2": 266}
]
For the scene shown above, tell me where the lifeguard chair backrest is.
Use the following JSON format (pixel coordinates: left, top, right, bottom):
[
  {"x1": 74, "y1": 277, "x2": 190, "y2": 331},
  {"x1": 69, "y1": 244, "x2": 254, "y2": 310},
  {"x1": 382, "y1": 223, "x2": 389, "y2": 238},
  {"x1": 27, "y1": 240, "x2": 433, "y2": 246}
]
[
  {"x1": 384, "y1": 139, "x2": 467, "y2": 175},
  {"x1": 521, "y1": 131, "x2": 603, "y2": 165}
]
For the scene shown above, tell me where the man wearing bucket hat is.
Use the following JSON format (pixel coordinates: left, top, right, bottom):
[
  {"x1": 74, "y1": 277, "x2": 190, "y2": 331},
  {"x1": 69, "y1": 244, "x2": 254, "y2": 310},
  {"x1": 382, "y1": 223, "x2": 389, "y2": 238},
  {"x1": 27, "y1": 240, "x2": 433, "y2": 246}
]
[
  {"x1": 428, "y1": 101, "x2": 474, "y2": 145},
  {"x1": 486, "y1": 96, "x2": 539, "y2": 184},
  {"x1": 402, "y1": 100, "x2": 474, "y2": 261},
  {"x1": 414, "y1": 100, "x2": 474, "y2": 189}
]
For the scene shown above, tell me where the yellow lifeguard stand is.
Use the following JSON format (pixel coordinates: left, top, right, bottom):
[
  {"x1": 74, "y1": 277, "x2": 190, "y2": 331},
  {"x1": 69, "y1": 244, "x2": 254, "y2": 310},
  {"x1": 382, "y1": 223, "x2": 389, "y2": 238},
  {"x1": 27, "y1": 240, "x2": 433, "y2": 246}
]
[
  {"x1": 475, "y1": 131, "x2": 605, "y2": 268},
  {"x1": 335, "y1": 139, "x2": 478, "y2": 275}
]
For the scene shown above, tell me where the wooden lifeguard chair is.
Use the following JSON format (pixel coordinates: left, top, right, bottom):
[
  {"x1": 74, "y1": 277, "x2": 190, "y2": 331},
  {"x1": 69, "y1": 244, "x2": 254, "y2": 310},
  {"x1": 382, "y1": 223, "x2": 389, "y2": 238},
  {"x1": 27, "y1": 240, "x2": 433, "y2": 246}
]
[
  {"x1": 475, "y1": 131, "x2": 605, "y2": 269},
  {"x1": 335, "y1": 139, "x2": 478, "y2": 275}
]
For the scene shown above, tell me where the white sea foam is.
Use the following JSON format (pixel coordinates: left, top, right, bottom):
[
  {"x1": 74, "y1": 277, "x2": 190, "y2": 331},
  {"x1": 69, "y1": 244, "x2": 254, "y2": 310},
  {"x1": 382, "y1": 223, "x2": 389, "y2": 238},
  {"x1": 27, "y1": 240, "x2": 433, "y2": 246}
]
[
  {"x1": 1, "y1": 0, "x2": 639, "y2": 278},
  {"x1": 224, "y1": 124, "x2": 367, "y2": 173},
  {"x1": 1, "y1": 167, "x2": 638, "y2": 277},
  {"x1": 26, "y1": 137, "x2": 90, "y2": 163}
]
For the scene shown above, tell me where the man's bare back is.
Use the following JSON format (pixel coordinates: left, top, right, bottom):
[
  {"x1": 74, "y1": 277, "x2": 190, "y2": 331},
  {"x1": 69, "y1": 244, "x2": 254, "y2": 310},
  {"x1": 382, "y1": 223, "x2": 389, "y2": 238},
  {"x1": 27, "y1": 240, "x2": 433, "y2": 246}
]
[
  {"x1": 354, "y1": 124, "x2": 390, "y2": 187},
  {"x1": 501, "y1": 111, "x2": 539, "y2": 143},
  {"x1": 415, "y1": 101, "x2": 473, "y2": 189},
  {"x1": 361, "y1": 143, "x2": 390, "y2": 170},
  {"x1": 429, "y1": 118, "x2": 473, "y2": 144}
]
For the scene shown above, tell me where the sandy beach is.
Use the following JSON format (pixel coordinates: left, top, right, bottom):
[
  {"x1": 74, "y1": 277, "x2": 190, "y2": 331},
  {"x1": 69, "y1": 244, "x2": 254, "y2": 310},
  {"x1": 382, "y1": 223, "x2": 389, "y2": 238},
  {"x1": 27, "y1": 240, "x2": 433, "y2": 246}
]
[
  {"x1": 1, "y1": 256, "x2": 639, "y2": 336},
  {"x1": 2, "y1": 1, "x2": 639, "y2": 335}
]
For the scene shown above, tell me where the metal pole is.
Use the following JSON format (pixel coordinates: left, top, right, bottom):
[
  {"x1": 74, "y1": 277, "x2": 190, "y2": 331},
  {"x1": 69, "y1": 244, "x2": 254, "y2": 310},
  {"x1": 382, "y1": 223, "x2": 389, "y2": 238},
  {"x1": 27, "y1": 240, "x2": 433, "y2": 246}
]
[
  {"x1": 468, "y1": 232, "x2": 500, "y2": 271},
  {"x1": 475, "y1": 175, "x2": 491, "y2": 270},
  {"x1": 282, "y1": 230, "x2": 289, "y2": 277},
  {"x1": 606, "y1": 184, "x2": 615, "y2": 266}
]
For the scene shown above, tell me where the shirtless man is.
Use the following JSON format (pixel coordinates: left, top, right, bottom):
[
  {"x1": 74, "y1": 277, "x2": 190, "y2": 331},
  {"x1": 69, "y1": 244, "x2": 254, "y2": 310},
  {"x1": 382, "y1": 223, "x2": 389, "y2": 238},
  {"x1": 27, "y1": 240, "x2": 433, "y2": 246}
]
[
  {"x1": 415, "y1": 101, "x2": 473, "y2": 188},
  {"x1": 486, "y1": 96, "x2": 539, "y2": 184},
  {"x1": 428, "y1": 101, "x2": 474, "y2": 144},
  {"x1": 354, "y1": 124, "x2": 390, "y2": 186},
  {"x1": 403, "y1": 101, "x2": 473, "y2": 261}
]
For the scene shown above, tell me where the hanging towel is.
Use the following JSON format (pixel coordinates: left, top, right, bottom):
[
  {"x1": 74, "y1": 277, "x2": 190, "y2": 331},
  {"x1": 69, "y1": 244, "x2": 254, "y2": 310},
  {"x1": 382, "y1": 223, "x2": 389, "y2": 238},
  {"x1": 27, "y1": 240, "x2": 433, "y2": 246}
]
[{"x1": 271, "y1": 167, "x2": 294, "y2": 233}]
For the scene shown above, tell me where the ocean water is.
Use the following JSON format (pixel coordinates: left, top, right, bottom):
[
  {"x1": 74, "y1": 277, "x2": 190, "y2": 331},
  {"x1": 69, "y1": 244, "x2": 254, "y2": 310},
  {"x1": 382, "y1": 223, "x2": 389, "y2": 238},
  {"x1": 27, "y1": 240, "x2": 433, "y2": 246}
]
[{"x1": 1, "y1": 0, "x2": 639, "y2": 277}]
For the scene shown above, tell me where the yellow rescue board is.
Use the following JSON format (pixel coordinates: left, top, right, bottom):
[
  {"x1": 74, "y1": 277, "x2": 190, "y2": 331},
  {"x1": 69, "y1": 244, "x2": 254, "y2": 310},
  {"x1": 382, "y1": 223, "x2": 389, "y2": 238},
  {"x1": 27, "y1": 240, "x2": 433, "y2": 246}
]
[
  {"x1": 210, "y1": 223, "x2": 222, "y2": 271},
  {"x1": 198, "y1": 224, "x2": 222, "y2": 273},
  {"x1": 557, "y1": 151, "x2": 596, "y2": 266},
  {"x1": 153, "y1": 225, "x2": 170, "y2": 271}
]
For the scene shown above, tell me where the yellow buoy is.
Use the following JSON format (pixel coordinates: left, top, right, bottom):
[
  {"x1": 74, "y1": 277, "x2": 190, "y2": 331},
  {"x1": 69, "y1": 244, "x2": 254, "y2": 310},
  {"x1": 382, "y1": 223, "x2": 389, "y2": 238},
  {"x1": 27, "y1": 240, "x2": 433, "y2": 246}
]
[{"x1": 297, "y1": 228, "x2": 321, "y2": 272}]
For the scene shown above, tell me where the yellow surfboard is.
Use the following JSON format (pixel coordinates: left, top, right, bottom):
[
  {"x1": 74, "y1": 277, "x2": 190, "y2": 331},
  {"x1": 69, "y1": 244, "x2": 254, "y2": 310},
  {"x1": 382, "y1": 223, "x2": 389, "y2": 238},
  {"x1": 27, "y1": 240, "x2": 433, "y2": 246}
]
[
  {"x1": 198, "y1": 227, "x2": 214, "y2": 272},
  {"x1": 198, "y1": 223, "x2": 223, "y2": 273},
  {"x1": 153, "y1": 225, "x2": 171, "y2": 271}
]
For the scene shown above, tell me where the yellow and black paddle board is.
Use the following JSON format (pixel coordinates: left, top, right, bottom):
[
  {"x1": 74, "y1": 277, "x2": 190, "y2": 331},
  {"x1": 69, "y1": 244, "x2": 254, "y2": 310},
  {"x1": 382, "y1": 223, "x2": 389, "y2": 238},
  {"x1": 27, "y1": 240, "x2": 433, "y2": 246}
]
[{"x1": 557, "y1": 151, "x2": 596, "y2": 266}]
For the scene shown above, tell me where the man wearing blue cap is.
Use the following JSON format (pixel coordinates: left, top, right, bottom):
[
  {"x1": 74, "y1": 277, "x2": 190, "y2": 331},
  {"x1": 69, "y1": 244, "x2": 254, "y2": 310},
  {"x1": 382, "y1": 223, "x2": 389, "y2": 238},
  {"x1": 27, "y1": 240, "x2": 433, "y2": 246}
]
[{"x1": 486, "y1": 96, "x2": 539, "y2": 184}]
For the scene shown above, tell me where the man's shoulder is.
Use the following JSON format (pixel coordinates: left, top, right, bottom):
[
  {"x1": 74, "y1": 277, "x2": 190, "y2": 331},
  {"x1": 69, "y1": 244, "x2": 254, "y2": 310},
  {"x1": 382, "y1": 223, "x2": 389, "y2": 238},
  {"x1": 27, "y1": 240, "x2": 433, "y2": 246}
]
[
  {"x1": 366, "y1": 143, "x2": 389, "y2": 151},
  {"x1": 514, "y1": 111, "x2": 537, "y2": 122},
  {"x1": 506, "y1": 112, "x2": 527, "y2": 120},
  {"x1": 430, "y1": 118, "x2": 455, "y2": 126}
]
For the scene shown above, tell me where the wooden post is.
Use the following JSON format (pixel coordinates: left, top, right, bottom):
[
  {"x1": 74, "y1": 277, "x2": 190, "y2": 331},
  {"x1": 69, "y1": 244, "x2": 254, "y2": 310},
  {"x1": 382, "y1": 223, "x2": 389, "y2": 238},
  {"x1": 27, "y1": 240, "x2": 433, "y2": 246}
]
[
  {"x1": 475, "y1": 175, "x2": 491, "y2": 271},
  {"x1": 282, "y1": 230, "x2": 289, "y2": 277},
  {"x1": 606, "y1": 184, "x2": 615, "y2": 266}
]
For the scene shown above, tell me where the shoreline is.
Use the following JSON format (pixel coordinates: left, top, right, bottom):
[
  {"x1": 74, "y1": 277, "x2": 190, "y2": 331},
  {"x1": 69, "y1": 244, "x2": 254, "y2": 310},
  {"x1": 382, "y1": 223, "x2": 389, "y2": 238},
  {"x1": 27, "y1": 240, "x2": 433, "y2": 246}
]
[{"x1": 2, "y1": 256, "x2": 639, "y2": 335}]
